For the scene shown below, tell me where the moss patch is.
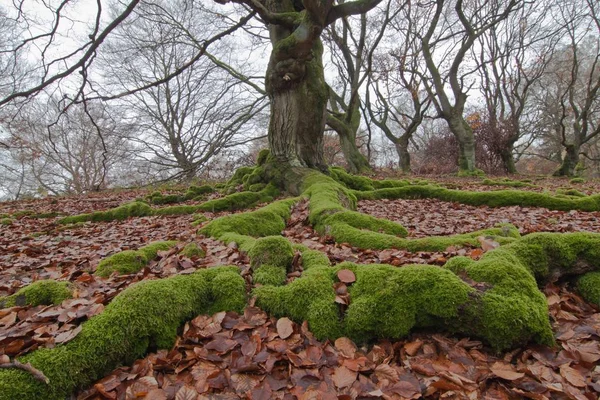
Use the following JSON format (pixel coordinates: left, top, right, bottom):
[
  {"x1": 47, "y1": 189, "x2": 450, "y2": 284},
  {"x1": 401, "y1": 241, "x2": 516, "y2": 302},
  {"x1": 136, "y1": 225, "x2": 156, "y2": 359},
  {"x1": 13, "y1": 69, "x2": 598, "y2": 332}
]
[
  {"x1": 197, "y1": 184, "x2": 279, "y2": 212},
  {"x1": 577, "y1": 272, "x2": 600, "y2": 307},
  {"x1": 0, "y1": 280, "x2": 72, "y2": 308},
  {"x1": 180, "y1": 242, "x2": 206, "y2": 258},
  {"x1": 248, "y1": 236, "x2": 294, "y2": 269},
  {"x1": 0, "y1": 267, "x2": 244, "y2": 400},
  {"x1": 59, "y1": 201, "x2": 153, "y2": 224},
  {"x1": 95, "y1": 241, "x2": 177, "y2": 277},
  {"x1": 356, "y1": 185, "x2": 600, "y2": 212},
  {"x1": 200, "y1": 198, "x2": 296, "y2": 241}
]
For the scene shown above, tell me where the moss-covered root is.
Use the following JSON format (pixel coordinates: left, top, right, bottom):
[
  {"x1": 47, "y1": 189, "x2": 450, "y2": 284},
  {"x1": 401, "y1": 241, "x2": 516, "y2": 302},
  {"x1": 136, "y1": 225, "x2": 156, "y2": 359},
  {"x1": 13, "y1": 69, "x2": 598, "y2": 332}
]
[
  {"x1": 0, "y1": 266, "x2": 245, "y2": 400},
  {"x1": 254, "y1": 261, "x2": 553, "y2": 352},
  {"x1": 95, "y1": 241, "x2": 177, "y2": 278},
  {"x1": 199, "y1": 198, "x2": 297, "y2": 251},
  {"x1": 577, "y1": 272, "x2": 600, "y2": 307},
  {"x1": 59, "y1": 201, "x2": 153, "y2": 224},
  {"x1": 0, "y1": 280, "x2": 72, "y2": 308},
  {"x1": 471, "y1": 232, "x2": 600, "y2": 283},
  {"x1": 355, "y1": 185, "x2": 600, "y2": 212},
  {"x1": 197, "y1": 183, "x2": 279, "y2": 213},
  {"x1": 248, "y1": 236, "x2": 295, "y2": 287}
]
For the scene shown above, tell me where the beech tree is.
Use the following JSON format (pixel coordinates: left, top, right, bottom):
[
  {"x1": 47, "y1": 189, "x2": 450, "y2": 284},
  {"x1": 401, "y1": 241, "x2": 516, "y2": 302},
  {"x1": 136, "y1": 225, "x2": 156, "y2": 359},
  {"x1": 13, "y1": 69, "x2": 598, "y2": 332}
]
[
  {"x1": 365, "y1": 0, "x2": 432, "y2": 173},
  {"x1": 418, "y1": 0, "x2": 520, "y2": 174},
  {"x1": 473, "y1": 1, "x2": 559, "y2": 173},
  {"x1": 323, "y1": 3, "x2": 398, "y2": 173}
]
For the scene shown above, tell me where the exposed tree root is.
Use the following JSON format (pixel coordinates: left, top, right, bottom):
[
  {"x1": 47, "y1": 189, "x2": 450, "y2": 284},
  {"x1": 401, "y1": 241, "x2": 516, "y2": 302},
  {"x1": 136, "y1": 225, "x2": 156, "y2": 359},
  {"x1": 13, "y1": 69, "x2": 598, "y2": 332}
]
[{"x1": 4, "y1": 166, "x2": 600, "y2": 399}]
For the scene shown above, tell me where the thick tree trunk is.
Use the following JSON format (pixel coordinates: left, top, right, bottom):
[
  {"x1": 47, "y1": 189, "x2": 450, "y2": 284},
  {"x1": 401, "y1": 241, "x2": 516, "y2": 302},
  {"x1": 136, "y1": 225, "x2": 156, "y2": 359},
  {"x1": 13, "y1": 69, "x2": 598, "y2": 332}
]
[
  {"x1": 553, "y1": 144, "x2": 580, "y2": 177},
  {"x1": 265, "y1": 11, "x2": 328, "y2": 171},
  {"x1": 447, "y1": 115, "x2": 476, "y2": 173}
]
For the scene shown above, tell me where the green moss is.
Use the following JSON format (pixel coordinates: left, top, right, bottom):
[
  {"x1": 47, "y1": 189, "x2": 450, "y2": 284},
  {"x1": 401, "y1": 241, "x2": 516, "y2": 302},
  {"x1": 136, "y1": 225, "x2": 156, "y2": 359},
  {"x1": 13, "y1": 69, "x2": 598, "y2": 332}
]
[
  {"x1": 569, "y1": 177, "x2": 585, "y2": 184},
  {"x1": 224, "y1": 166, "x2": 256, "y2": 193},
  {"x1": 180, "y1": 242, "x2": 206, "y2": 258},
  {"x1": 555, "y1": 188, "x2": 586, "y2": 197},
  {"x1": 248, "y1": 236, "x2": 294, "y2": 269},
  {"x1": 184, "y1": 185, "x2": 214, "y2": 200},
  {"x1": 200, "y1": 198, "x2": 295, "y2": 240},
  {"x1": 0, "y1": 267, "x2": 243, "y2": 400},
  {"x1": 321, "y1": 218, "x2": 518, "y2": 251},
  {"x1": 0, "y1": 280, "x2": 72, "y2": 308},
  {"x1": 197, "y1": 184, "x2": 279, "y2": 213},
  {"x1": 488, "y1": 232, "x2": 600, "y2": 282},
  {"x1": 95, "y1": 241, "x2": 177, "y2": 277},
  {"x1": 329, "y1": 167, "x2": 374, "y2": 191},
  {"x1": 0, "y1": 218, "x2": 13, "y2": 225},
  {"x1": 372, "y1": 179, "x2": 411, "y2": 189},
  {"x1": 13, "y1": 210, "x2": 34, "y2": 218},
  {"x1": 356, "y1": 185, "x2": 600, "y2": 212},
  {"x1": 253, "y1": 264, "x2": 287, "y2": 286},
  {"x1": 457, "y1": 168, "x2": 485, "y2": 177},
  {"x1": 207, "y1": 269, "x2": 246, "y2": 314},
  {"x1": 482, "y1": 178, "x2": 536, "y2": 188},
  {"x1": 254, "y1": 265, "x2": 340, "y2": 339},
  {"x1": 577, "y1": 272, "x2": 600, "y2": 306},
  {"x1": 256, "y1": 149, "x2": 270, "y2": 166},
  {"x1": 190, "y1": 214, "x2": 208, "y2": 227},
  {"x1": 59, "y1": 201, "x2": 153, "y2": 224},
  {"x1": 344, "y1": 263, "x2": 474, "y2": 341},
  {"x1": 248, "y1": 183, "x2": 267, "y2": 192}
]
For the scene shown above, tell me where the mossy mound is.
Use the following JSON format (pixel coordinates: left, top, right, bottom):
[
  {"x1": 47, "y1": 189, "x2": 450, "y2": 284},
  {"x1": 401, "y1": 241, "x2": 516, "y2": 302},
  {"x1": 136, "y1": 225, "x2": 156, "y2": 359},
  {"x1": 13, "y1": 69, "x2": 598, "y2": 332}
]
[
  {"x1": 569, "y1": 177, "x2": 585, "y2": 184},
  {"x1": 180, "y1": 242, "x2": 206, "y2": 258},
  {"x1": 0, "y1": 267, "x2": 245, "y2": 400},
  {"x1": 59, "y1": 201, "x2": 153, "y2": 224},
  {"x1": 184, "y1": 185, "x2": 214, "y2": 200},
  {"x1": 197, "y1": 183, "x2": 279, "y2": 212},
  {"x1": 577, "y1": 272, "x2": 600, "y2": 307},
  {"x1": 248, "y1": 236, "x2": 294, "y2": 269},
  {"x1": 95, "y1": 241, "x2": 177, "y2": 277},
  {"x1": 146, "y1": 192, "x2": 183, "y2": 205},
  {"x1": 255, "y1": 231, "x2": 570, "y2": 352},
  {"x1": 199, "y1": 198, "x2": 296, "y2": 252},
  {"x1": 0, "y1": 280, "x2": 72, "y2": 308}
]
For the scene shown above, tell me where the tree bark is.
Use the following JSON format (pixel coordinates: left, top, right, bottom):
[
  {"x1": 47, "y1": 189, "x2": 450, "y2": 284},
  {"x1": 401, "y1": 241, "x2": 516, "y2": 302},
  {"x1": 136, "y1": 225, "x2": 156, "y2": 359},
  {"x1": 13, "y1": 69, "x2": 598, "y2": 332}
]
[
  {"x1": 326, "y1": 113, "x2": 370, "y2": 174},
  {"x1": 553, "y1": 144, "x2": 579, "y2": 177},
  {"x1": 447, "y1": 115, "x2": 476, "y2": 173},
  {"x1": 265, "y1": 6, "x2": 328, "y2": 171},
  {"x1": 394, "y1": 139, "x2": 411, "y2": 174}
]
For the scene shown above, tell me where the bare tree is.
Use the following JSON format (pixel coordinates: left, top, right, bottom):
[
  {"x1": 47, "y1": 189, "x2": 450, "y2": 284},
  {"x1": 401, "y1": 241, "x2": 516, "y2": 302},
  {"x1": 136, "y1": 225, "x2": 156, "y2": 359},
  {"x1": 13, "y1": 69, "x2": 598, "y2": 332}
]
[
  {"x1": 547, "y1": 0, "x2": 600, "y2": 176},
  {"x1": 101, "y1": 0, "x2": 268, "y2": 181},
  {"x1": 323, "y1": 2, "x2": 398, "y2": 173},
  {"x1": 2, "y1": 99, "x2": 131, "y2": 196},
  {"x1": 473, "y1": 0, "x2": 560, "y2": 173},
  {"x1": 418, "y1": 0, "x2": 520, "y2": 174},
  {"x1": 365, "y1": 1, "x2": 432, "y2": 173}
]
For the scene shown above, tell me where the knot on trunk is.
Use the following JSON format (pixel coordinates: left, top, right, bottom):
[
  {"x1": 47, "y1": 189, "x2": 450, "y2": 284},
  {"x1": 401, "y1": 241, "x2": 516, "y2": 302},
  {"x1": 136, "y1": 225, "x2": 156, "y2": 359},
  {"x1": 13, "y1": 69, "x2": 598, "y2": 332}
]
[{"x1": 268, "y1": 53, "x2": 312, "y2": 91}]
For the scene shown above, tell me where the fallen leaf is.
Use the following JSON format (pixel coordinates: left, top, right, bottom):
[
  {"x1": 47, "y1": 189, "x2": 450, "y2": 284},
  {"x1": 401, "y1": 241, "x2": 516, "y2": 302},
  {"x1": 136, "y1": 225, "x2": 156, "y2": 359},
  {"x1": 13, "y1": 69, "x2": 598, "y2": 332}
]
[
  {"x1": 337, "y1": 269, "x2": 356, "y2": 284},
  {"x1": 276, "y1": 317, "x2": 294, "y2": 339},
  {"x1": 490, "y1": 361, "x2": 525, "y2": 381}
]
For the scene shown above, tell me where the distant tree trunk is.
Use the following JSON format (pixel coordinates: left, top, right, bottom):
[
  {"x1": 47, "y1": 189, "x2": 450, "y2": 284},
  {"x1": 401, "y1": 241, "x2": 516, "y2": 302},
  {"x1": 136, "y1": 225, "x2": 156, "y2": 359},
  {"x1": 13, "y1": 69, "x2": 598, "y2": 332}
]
[
  {"x1": 394, "y1": 139, "x2": 411, "y2": 173},
  {"x1": 447, "y1": 115, "x2": 476, "y2": 172},
  {"x1": 326, "y1": 113, "x2": 370, "y2": 174},
  {"x1": 553, "y1": 144, "x2": 579, "y2": 177}
]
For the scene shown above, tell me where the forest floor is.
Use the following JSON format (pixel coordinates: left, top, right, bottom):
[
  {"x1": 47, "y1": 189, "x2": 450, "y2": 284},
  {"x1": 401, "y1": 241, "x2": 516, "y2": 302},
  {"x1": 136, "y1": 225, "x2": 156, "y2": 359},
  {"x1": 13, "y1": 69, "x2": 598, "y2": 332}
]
[{"x1": 0, "y1": 175, "x2": 599, "y2": 400}]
